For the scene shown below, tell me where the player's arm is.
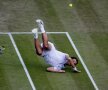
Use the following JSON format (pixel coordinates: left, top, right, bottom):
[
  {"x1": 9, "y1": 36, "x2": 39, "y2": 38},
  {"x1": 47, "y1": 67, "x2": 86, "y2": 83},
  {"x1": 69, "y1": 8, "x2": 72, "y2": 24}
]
[{"x1": 65, "y1": 54, "x2": 81, "y2": 73}]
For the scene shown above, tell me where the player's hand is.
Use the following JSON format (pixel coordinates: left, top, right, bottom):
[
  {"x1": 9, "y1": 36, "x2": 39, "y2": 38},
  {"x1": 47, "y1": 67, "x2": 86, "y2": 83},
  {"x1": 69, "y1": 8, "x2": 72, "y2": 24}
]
[
  {"x1": 73, "y1": 69, "x2": 81, "y2": 73},
  {"x1": 72, "y1": 67, "x2": 81, "y2": 73}
]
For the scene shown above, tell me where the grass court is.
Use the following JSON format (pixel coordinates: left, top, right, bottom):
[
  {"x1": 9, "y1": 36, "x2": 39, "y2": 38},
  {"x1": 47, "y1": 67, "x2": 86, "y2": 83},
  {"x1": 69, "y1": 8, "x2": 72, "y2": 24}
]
[{"x1": 0, "y1": 0, "x2": 108, "y2": 90}]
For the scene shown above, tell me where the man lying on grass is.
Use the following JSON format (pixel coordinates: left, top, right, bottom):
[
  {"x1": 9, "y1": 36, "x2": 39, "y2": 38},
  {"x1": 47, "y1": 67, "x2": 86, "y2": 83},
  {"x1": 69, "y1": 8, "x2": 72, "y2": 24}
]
[{"x1": 32, "y1": 19, "x2": 81, "y2": 73}]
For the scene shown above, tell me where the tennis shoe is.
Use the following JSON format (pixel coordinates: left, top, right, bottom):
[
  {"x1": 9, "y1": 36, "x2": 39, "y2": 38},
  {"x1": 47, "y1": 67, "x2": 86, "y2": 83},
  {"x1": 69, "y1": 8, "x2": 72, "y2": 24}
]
[{"x1": 32, "y1": 28, "x2": 38, "y2": 39}]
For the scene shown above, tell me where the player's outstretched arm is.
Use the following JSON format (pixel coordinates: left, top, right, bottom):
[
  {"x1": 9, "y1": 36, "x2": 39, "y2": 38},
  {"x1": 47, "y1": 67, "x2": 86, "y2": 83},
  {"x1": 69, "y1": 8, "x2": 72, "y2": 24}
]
[{"x1": 66, "y1": 55, "x2": 81, "y2": 73}]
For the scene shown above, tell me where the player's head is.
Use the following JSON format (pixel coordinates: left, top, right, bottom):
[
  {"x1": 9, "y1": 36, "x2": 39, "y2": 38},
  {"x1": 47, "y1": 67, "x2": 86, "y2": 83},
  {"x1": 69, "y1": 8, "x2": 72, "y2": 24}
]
[{"x1": 71, "y1": 57, "x2": 78, "y2": 65}]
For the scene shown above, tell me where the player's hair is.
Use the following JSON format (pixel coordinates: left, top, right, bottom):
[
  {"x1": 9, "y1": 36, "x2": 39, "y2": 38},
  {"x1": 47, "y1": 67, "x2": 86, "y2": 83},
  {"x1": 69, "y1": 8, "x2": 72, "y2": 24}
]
[{"x1": 71, "y1": 57, "x2": 78, "y2": 65}]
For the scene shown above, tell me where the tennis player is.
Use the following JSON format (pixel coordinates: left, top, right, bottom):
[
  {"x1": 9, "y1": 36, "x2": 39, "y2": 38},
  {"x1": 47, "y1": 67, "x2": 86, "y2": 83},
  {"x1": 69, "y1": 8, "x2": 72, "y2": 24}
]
[{"x1": 32, "y1": 19, "x2": 81, "y2": 73}]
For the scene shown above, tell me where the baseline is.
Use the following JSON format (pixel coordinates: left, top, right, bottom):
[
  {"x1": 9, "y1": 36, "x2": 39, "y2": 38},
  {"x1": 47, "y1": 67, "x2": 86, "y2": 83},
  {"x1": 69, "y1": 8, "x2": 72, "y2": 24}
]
[{"x1": 0, "y1": 32, "x2": 66, "y2": 34}]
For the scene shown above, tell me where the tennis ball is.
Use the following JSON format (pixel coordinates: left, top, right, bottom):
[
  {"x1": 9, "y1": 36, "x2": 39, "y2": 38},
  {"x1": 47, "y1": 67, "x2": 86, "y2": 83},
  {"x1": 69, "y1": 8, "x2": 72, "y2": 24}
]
[{"x1": 69, "y1": 3, "x2": 73, "y2": 7}]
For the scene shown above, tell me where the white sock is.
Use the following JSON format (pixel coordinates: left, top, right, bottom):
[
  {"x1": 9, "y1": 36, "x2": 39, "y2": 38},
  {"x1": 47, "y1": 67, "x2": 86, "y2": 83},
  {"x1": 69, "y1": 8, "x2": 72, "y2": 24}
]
[
  {"x1": 32, "y1": 28, "x2": 38, "y2": 39},
  {"x1": 34, "y1": 33, "x2": 38, "y2": 39},
  {"x1": 40, "y1": 26, "x2": 45, "y2": 33}
]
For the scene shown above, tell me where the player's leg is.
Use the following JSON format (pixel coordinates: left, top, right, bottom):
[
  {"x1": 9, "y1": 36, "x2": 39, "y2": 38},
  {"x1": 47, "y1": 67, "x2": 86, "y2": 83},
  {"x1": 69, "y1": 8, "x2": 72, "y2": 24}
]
[
  {"x1": 32, "y1": 28, "x2": 42, "y2": 55},
  {"x1": 36, "y1": 19, "x2": 50, "y2": 50},
  {"x1": 47, "y1": 67, "x2": 65, "y2": 73}
]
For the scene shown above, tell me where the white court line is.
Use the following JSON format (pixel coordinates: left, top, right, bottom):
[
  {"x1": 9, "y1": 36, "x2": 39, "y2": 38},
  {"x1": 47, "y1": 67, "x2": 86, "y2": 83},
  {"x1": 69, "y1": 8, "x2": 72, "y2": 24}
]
[
  {"x1": 0, "y1": 32, "x2": 8, "y2": 34},
  {"x1": 0, "y1": 32, "x2": 66, "y2": 34},
  {"x1": 66, "y1": 32, "x2": 99, "y2": 90},
  {"x1": 8, "y1": 32, "x2": 36, "y2": 90}
]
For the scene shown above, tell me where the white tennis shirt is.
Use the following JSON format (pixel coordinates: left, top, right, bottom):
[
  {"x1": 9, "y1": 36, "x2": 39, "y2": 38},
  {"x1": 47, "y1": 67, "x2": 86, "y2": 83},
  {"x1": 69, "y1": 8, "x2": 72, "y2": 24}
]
[{"x1": 41, "y1": 42, "x2": 68, "y2": 69}]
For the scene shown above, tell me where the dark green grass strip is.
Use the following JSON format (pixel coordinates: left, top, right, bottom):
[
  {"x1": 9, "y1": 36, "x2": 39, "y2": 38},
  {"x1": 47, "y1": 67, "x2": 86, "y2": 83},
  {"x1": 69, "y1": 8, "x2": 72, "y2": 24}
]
[
  {"x1": 0, "y1": 0, "x2": 64, "y2": 32},
  {"x1": 89, "y1": 32, "x2": 108, "y2": 89},
  {"x1": 0, "y1": 35, "x2": 32, "y2": 90},
  {"x1": 13, "y1": 34, "x2": 94, "y2": 90},
  {"x1": 70, "y1": 32, "x2": 108, "y2": 89},
  {"x1": 90, "y1": 32, "x2": 108, "y2": 63}
]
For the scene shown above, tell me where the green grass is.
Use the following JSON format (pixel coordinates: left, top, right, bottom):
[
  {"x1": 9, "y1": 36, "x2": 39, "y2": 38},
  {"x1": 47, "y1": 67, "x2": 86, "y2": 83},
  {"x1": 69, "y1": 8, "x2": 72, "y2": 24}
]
[
  {"x1": 0, "y1": 35, "x2": 32, "y2": 90},
  {"x1": 13, "y1": 34, "x2": 94, "y2": 90},
  {"x1": 70, "y1": 32, "x2": 108, "y2": 90},
  {"x1": 90, "y1": 32, "x2": 108, "y2": 63},
  {"x1": 0, "y1": 0, "x2": 108, "y2": 89},
  {"x1": 89, "y1": 32, "x2": 108, "y2": 89}
]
